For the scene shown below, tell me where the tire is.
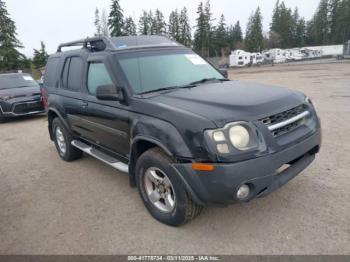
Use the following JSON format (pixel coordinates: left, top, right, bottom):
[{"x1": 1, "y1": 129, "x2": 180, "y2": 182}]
[
  {"x1": 135, "y1": 148, "x2": 203, "y2": 227},
  {"x1": 0, "y1": 111, "x2": 6, "y2": 123},
  {"x1": 52, "y1": 117, "x2": 82, "y2": 162}
]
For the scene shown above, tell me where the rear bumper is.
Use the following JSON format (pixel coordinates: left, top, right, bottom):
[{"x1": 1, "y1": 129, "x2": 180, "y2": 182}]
[{"x1": 173, "y1": 129, "x2": 321, "y2": 206}]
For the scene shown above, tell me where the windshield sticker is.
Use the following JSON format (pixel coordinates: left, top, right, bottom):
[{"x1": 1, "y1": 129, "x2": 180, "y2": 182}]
[
  {"x1": 23, "y1": 76, "x2": 34, "y2": 81},
  {"x1": 117, "y1": 44, "x2": 127, "y2": 49},
  {"x1": 185, "y1": 54, "x2": 207, "y2": 65}
]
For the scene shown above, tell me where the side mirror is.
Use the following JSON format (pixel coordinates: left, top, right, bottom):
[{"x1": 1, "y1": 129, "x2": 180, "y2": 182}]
[
  {"x1": 219, "y1": 69, "x2": 228, "y2": 78},
  {"x1": 96, "y1": 85, "x2": 123, "y2": 101}
]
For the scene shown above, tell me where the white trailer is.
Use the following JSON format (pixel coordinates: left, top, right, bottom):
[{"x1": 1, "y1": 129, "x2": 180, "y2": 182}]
[
  {"x1": 285, "y1": 49, "x2": 305, "y2": 61},
  {"x1": 264, "y1": 49, "x2": 287, "y2": 63},
  {"x1": 304, "y1": 45, "x2": 343, "y2": 57},
  {"x1": 229, "y1": 50, "x2": 251, "y2": 67},
  {"x1": 250, "y1": 53, "x2": 264, "y2": 65}
]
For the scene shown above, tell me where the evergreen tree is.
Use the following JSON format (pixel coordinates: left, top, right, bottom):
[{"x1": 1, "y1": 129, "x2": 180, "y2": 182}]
[
  {"x1": 168, "y1": 9, "x2": 180, "y2": 41},
  {"x1": 193, "y1": 2, "x2": 206, "y2": 55},
  {"x1": 139, "y1": 10, "x2": 152, "y2": 35},
  {"x1": 33, "y1": 42, "x2": 49, "y2": 69},
  {"x1": 124, "y1": 17, "x2": 136, "y2": 36},
  {"x1": 152, "y1": 9, "x2": 167, "y2": 35},
  {"x1": 279, "y1": 2, "x2": 294, "y2": 48},
  {"x1": 270, "y1": 1, "x2": 304, "y2": 48},
  {"x1": 227, "y1": 21, "x2": 243, "y2": 50},
  {"x1": 307, "y1": 0, "x2": 331, "y2": 45},
  {"x1": 108, "y1": 0, "x2": 124, "y2": 37},
  {"x1": 178, "y1": 7, "x2": 192, "y2": 47},
  {"x1": 193, "y1": 0, "x2": 213, "y2": 56},
  {"x1": 328, "y1": 0, "x2": 350, "y2": 43},
  {"x1": 296, "y1": 17, "x2": 307, "y2": 47},
  {"x1": 245, "y1": 7, "x2": 264, "y2": 52},
  {"x1": 94, "y1": 8, "x2": 102, "y2": 36},
  {"x1": 213, "y1": 14, "x2": 228, "y2": 56},
  {"x1": 148, "y1": 10, "x2": 155, "y2": 35},
  {"x1": 204, "y1": 0, "x2": 214, "y2": 56},
  {"x1": 0, "y1": 0, "x2": 25, "y2": 71},
  {"x1": 233, "y1": 21, "x2": 243, "y2": 43},
  {"x1": 271, "y1": 0, "x2": 281, "y2": 34},
  {"x1": 101, "y1": 9, "x2": 110, "y2": 37},
  {"x1": 329, "y1": 0, "x2": 341, "y2": 43}
]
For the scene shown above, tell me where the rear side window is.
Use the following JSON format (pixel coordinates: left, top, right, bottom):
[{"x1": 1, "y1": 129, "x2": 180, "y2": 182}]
[
  {"x1": 87, "y1": 63, "x2": 113, "y2": 95},
  {"x1": 62, "y1": 58, "x2": 70, "y2": 88},
  {"x1": 61, "y1": 56, "x2": 84, "y2": 91},
  {"x1": 44, "y1": 57, "x2": 60, "y2": 87},
  {"x1": 67, "y1": 57, "x2": 84, "y2": 90}
]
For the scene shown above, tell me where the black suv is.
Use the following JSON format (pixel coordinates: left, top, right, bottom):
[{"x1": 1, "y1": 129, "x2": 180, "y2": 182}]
[
  {"x1": 0, "y1": 73, "x2": 44, "y2": 123},
  {"x1": 44, "y1": 36, "x2": 321, "y2": 226}
]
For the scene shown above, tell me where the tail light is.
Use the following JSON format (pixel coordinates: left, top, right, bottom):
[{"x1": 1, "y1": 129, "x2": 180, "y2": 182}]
[{"x1": 40, "y1": 85, "x2": 47, "y2": 110}]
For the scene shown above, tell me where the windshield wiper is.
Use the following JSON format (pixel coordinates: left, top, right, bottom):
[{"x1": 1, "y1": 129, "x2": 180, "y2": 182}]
[
  {"x1": 139, "y1": 84, "x2": 196, "y2": 95},
  {"x1": 189, "y1": 78, "x2": 229, "y2": 85}
]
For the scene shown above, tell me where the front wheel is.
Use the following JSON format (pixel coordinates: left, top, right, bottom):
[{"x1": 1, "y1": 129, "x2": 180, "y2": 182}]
[{"x1": 135, "y1": 148, "x2": 203, "y2": 227}]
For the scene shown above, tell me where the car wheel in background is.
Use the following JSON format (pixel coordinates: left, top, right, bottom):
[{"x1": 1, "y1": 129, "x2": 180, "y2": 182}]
[
  {"x1": 0, "y1": 112, "x2": 6, "y2": 123},
  {"x1": 52, "y1": 118, "x2": 82, "y2": 162},
  {"x1": 135, "y1": 147, "x2": 203, "y2": 227}
]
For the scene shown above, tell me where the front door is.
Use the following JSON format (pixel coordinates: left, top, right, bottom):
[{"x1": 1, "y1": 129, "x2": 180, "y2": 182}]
[{"x1": 79, "y1": 60, "x2": 130, "y2": 161}]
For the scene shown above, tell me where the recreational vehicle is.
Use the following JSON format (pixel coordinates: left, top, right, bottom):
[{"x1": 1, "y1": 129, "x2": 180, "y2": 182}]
[
  {"x1": 229, "y1": 50, "x2": 251, "y2": 67},
  {"x1": 285, "y1": 49, "x2": 304, "y2": 61},
  {"x1": 250, "y1": 53, "x2": 264, "y2": 65}
]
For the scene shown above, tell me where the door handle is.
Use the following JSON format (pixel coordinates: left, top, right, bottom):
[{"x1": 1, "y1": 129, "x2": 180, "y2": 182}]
[{"x1": 80, "y1": 101, "x2": 88, "y2": 108}]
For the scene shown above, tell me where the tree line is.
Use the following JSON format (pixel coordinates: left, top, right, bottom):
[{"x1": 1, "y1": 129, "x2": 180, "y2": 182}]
[
  {"x1": 98, "y1": 0, "x2": 350, "y2": 54},
  {"x1": 1, "y1": 0, "x2": 350, "y2": 72}
]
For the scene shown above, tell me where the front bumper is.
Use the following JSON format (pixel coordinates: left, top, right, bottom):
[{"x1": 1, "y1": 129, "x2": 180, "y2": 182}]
[
  {"x1": 173, "y1": 129, "x2": 321, "y2": 206},
  {"x1": 0, "y1": 99, "x2": 45, "y2": 117}
]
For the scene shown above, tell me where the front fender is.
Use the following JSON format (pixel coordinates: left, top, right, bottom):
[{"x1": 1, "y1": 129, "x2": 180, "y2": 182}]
[{"x1": 131, "y1": 116, "x2": 193, "y2": 158}]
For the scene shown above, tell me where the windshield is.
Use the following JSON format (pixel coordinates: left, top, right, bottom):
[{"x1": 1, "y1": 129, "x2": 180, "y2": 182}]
[
  {"x1": 117, "y1": 50, "x2": 223, "y2": 94},
  {"x1": 0, "y1": 74, "x2": 39, "y2": 90}
]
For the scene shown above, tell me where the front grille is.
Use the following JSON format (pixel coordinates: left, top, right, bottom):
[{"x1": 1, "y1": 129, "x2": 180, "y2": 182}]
[
  {"x1": 260, "y1": 105, "x2": 308, "y2": 137},
  {"x1": 13, "y1": 101, "x2": 44, "y2": 115}
]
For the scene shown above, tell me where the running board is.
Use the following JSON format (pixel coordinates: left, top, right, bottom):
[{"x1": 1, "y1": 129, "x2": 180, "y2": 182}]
[{"x1": 71, "y1": 140, "x2": 129, "y2": 173}]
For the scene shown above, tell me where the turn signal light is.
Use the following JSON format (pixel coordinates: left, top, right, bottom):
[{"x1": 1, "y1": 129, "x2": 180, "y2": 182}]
[{"x1": 191, "y1": 163, "x2": 215, "y2": 171}]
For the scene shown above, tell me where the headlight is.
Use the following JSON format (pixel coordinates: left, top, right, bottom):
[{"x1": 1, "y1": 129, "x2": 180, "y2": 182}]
[
  {"x1": 0, "y1": 96, "x2": 11, "y2": 101},
  {"x1": 205, "y1": 122, "x2": 265, "y2": 155},
  {"x1": 305, "y1": 96, "x2": 313, "y2": 105},
  {"x1": 229, "y1": 125, "x2": 250, "y2": 150}
]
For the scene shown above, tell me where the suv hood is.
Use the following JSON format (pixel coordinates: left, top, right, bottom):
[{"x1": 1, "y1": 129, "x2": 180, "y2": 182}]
[
  {"x1": 0, "y1": 86, "x2": 40, "y2": 100},
  {"x1": 150, "y1": 81, "x2": 304, "y2": 127}
]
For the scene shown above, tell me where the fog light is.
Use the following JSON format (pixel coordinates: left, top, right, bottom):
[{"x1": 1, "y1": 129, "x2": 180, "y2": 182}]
[{"x1": 237, "y1": 184, "x2": 250, "y2": 200}]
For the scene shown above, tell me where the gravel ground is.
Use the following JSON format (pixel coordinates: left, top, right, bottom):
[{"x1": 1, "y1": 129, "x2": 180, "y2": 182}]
[{"x1": 0, "y1": 62, "x2": 349, "y2": 255}]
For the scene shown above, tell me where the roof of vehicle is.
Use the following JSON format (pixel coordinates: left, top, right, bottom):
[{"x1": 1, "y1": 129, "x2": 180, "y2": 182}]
[{"x1": 56, "y1": 35, "x2": 183, "y2": 54}]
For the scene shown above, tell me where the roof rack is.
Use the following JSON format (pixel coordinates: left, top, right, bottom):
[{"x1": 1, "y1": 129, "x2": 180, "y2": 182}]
[{"x1": 57, "y1": 36, "x2": 115, "y2": 53}]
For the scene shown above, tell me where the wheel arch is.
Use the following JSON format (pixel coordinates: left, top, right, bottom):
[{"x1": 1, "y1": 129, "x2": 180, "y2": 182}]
[
  {"x1": 47, "y1": 108, "x2": 70, "y2": 141},
  {"x1": 128, "y1": 136, "x2": 173, "y2": 187},
  {"x1": 129, "y1": 139, "x2": 204, "y2": 206}
]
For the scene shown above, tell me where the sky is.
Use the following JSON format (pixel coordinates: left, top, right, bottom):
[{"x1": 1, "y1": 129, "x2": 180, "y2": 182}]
[{"x1": 6, "y1": 0, "x2": 321, "y2": 57}]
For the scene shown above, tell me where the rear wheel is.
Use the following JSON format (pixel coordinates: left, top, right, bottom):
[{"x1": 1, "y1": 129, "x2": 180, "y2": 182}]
[
  {"x1": 135, "y1": 148, "x2": 203, "y2": 227},
  {"x1": 0, "y1": 111, "x2": 6, "y2": 123},
  {"x1": 52, "y1": 118, "x2": 82, "y2": 161}
]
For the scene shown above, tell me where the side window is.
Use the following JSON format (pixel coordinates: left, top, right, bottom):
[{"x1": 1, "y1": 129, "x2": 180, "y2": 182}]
[
  {"x1": 61, "y1": 58, "x2": 70, "y2": 88},
  {"x1": 61, "y1": 57, "x2": 84, "y2": 91},
  {"x1": 44, "y1": 57, "x2": 60, "y2": 87},
  {"x1": 67, "y1": 57, "x2": 84, "y2": 91},
  {"x1": 87, "y1": 63, "x2": 113, "y2": 95}
]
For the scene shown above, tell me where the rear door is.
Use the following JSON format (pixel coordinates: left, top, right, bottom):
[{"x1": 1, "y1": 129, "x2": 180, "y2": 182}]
[
  {"x1": 58, "y1": 55, "x2": 89, "y2": 135},
  {"x1": 78, "y1": 55, "x2": 130, "y2": 161}
]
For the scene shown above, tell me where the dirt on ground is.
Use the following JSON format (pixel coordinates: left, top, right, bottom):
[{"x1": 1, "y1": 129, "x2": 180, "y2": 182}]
[{"x1": 0, "y1": 61, "x2": 349, "y2": 255}]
